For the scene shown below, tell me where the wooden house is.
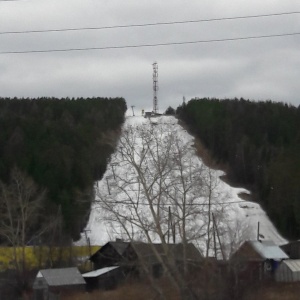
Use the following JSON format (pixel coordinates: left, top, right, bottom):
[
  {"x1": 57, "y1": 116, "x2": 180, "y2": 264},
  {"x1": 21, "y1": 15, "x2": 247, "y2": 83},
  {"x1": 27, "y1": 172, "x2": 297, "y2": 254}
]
[
  {"x1": 32, "y1": 267, "x2": 86, "y2": 300},
  {"x1": 124, "y1": 242, "x2": 203, "y2": 277},
  {"x1": 231, "y1": 240, "x2": 289, "y2": 281},
  {"x1": 90, "y1": 241, "x2": 202, "y2": 279}
]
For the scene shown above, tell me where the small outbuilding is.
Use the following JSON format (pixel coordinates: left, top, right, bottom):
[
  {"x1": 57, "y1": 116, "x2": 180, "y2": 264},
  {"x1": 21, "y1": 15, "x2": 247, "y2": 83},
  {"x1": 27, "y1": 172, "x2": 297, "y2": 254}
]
[
  {"x1": 275, "y1": 259, "x2": 300, "y2": 282},
  {"x1": 32, "y1": 267, "x2": 86, "y2": 300}
]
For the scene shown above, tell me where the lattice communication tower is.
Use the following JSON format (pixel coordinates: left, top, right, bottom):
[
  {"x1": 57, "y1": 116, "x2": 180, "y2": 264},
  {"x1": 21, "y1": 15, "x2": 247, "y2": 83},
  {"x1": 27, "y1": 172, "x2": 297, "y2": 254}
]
[{"x1": 152, "y1": 62, "x2": 158, "y2": 114}]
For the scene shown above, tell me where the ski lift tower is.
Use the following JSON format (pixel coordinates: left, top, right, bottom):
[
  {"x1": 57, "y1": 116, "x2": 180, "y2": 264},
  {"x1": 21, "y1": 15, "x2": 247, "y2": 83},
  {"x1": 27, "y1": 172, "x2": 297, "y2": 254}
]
[{"x1": 152, "y1": 62, "x2": 158, "y2": 114}]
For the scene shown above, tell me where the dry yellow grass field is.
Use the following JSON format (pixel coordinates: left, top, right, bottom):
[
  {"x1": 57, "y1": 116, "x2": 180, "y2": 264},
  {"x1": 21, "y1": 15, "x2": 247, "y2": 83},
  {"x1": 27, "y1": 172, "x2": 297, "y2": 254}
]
[{"x1": 0, "y1": 245, "x2": 100, "y2": 270}]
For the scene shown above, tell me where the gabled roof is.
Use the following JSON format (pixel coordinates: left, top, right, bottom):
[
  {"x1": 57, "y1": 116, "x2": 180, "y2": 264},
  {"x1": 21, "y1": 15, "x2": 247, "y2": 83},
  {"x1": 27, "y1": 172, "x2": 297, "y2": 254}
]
[
  {"x1": 108, "y1": 241, "x2": 130, "y2": 256},
  {"x1": 90, "y1": 241, "x2": 130, "y2": 262},
  {"x1": 38, "y1": 267, "x2": 86, "y2": 287},
  {"x1": 129, "y1": 242, "x2": 202, "y2": 263},
  {"x1": 90, "y1": 241, "x2": 202, "y2": 265},
  {"x1": 172, "y1": 243, "x2": 203, "y2": 261},
  {"x1": 248, "y1": 240, "x2": 288, "y2": 260}
]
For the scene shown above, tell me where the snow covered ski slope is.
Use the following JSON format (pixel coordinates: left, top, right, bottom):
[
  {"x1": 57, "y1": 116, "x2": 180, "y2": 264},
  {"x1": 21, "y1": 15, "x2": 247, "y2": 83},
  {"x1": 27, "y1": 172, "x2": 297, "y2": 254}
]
[{"x1": 76, "y1": 115, "x2": 286, "y2": 256}]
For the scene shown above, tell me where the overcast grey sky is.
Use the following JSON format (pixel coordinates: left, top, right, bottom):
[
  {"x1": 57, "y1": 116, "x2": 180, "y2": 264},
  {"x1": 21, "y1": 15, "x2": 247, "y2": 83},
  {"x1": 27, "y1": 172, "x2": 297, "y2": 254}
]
[{"x1": 0, "y1": 0, "x2": 299, "y2": 113}]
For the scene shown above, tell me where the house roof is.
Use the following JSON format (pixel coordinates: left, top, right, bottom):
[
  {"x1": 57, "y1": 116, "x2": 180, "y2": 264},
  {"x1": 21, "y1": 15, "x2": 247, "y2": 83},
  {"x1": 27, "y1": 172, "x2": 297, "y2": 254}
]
[
  {"x1": 282, "y1": 260, "x2": 300, "y2": 272},
  {"x1": 90, "y1": 241, "x2": 202, "y2": 265},
  {"x1": 108, "y1": 241, "x2": 130, "y2": 256},
  {"x1": 38, "y1": 267, "x2": 86, "y2": 287},
  {"x1": 82, "y1": 266, "x2": 119, "y2": 278},
  {"x1": 249, "y1": 240, "x2": 289, "y2": 260},
  {"x1": 90, "y1": 241, "x2": 130, "y2": 262},
  {"x1": 172, "y1": 243, "x2": 203, "y2": 261},
  {"x1": 130, "y1": 242, "x2": 202, "y2": 263}
]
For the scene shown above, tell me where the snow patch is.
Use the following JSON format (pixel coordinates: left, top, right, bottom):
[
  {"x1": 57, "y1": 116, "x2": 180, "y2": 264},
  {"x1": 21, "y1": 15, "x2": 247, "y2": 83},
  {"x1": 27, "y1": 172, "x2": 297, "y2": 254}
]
[{"x1": 75, "y1": 116, "x2": 286, "y2": 255}]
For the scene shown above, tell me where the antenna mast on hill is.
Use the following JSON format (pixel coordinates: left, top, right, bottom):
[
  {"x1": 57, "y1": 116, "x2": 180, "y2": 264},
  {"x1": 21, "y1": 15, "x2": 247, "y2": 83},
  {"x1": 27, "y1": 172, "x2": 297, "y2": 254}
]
[{"x1": 152, "y1": 62, "x2": 158, "y2": 114}]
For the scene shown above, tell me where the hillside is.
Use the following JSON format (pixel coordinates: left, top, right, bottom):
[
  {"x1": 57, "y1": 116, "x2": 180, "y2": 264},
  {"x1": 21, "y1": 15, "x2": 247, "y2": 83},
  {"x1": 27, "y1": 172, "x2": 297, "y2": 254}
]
[
  {"x1": 77, "y1": 115, "x2": 286, "y2": 255},
  {"x1": 177, "y1": 98, "x2": 300, "y2": 239}
]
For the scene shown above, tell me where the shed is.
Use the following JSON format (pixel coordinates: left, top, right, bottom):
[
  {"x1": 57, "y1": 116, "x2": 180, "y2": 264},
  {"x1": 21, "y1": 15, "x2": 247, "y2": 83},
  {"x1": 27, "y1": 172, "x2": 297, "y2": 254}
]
[
  {"x1": 275, "y1": 260, "x2": 300, "y2": 282},
  {"x1": 32, "y1": 267, "x2": 86, "y2": 300},
  {"x1": 83, "y1": 266, "x2": 124, "y2": 290}
]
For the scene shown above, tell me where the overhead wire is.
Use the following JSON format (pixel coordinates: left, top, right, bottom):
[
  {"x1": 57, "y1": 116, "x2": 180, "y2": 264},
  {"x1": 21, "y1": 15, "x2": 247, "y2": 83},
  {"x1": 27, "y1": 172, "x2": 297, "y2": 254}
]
[
  {"x1": 0, "y1": 11, "x2": 299, "y2": 35},
  {"x1": 0, "y1": 32, "x2": 299, "y2": 55},
  {"x1": 94, "y1": 199, "x2": 254, "y2": 207}
]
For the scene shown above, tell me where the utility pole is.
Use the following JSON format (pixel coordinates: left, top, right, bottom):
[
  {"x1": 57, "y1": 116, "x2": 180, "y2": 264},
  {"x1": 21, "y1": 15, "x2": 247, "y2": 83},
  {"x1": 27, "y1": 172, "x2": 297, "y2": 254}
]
[
  {"x1": 212, "y1": 213, "x2": 225, "y2": 260},
  {"x1": 131, "y1": 105, "x2": 135, "y2": 116},
  {"x1": 111, "y1": 162, "x2": 118, "y2": 180},
  {"x1": 152, "y1": 62, "x2": 158, "y2": 114},
  {"x1": 83, "y1": 229, "x2": 91, "y2": 256},
  {"x1": 106, "y1": 175, "x2": 113, "y2": 195}
]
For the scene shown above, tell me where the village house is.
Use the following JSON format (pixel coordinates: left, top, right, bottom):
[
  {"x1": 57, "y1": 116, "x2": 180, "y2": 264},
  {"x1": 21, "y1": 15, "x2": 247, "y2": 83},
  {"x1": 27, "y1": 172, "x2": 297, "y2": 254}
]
[
  {"x1": 89, "y1": 241, "x2": 203, "y2": 284},
  {"x1": 32, "y1": 267, "x2": 86, "y2": 300},
  {"x1": 231, "y1": 240, "x2": 289, "y2": 282}
]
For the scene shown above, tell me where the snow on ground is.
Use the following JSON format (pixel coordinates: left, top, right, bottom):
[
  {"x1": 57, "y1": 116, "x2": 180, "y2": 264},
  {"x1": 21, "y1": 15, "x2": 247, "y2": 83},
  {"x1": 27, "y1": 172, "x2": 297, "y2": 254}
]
[{"x1": 76, "y1": 115, "x2": 286, "y2": 255}]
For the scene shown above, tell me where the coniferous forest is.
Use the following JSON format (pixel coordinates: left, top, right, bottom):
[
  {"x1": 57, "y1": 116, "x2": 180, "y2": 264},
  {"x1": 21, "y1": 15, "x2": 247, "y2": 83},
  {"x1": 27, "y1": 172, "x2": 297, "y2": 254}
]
[
  {"x1": 177, "y1": 98, "x2": 300, "y2": 239},
  {"x1": 0, "y1": 97, "x2": 127, "y2": 241},
  {"x1": 1, "y1": 96, "x2": 299, "y2": 243}
]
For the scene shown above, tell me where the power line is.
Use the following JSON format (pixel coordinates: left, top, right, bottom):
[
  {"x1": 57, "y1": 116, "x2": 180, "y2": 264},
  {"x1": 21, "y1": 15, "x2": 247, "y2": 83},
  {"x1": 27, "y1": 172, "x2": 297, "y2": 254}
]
[
  {"x1": 0, "y1": 11, "x2": 299, "y2": 35},
  {"x1": 96, "y1": 199, "x2": 254, "y2": 206},
  {"x1": 0, "y1": 31, "x2": 299, "y2": 55}
]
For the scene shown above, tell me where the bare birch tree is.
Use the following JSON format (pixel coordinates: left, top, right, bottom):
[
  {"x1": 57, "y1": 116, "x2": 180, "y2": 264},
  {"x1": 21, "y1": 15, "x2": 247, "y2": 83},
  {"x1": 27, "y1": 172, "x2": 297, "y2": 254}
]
[
  {"x1": 94, "y1": 119, "x2": 240, "y2": 299},
  {"x1": 0, "y1": 168, "x2": 51, "y2": 276}
]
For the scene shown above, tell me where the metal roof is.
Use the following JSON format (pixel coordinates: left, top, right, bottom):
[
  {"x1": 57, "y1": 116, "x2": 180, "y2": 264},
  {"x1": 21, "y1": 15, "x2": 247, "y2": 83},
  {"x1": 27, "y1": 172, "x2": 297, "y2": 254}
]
[
  {"x1": 250, "y1": 240, "x2": 289, "y2": 260},
  {"x1": 83, "y1": 266, "x2": 119, "y2": 278},
  {"x1": 283, "y1": 260, "x2": 300, "y2": 272},
  {"x1": 39, "y1": 267, "x2": 86, "y2": 287}
]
